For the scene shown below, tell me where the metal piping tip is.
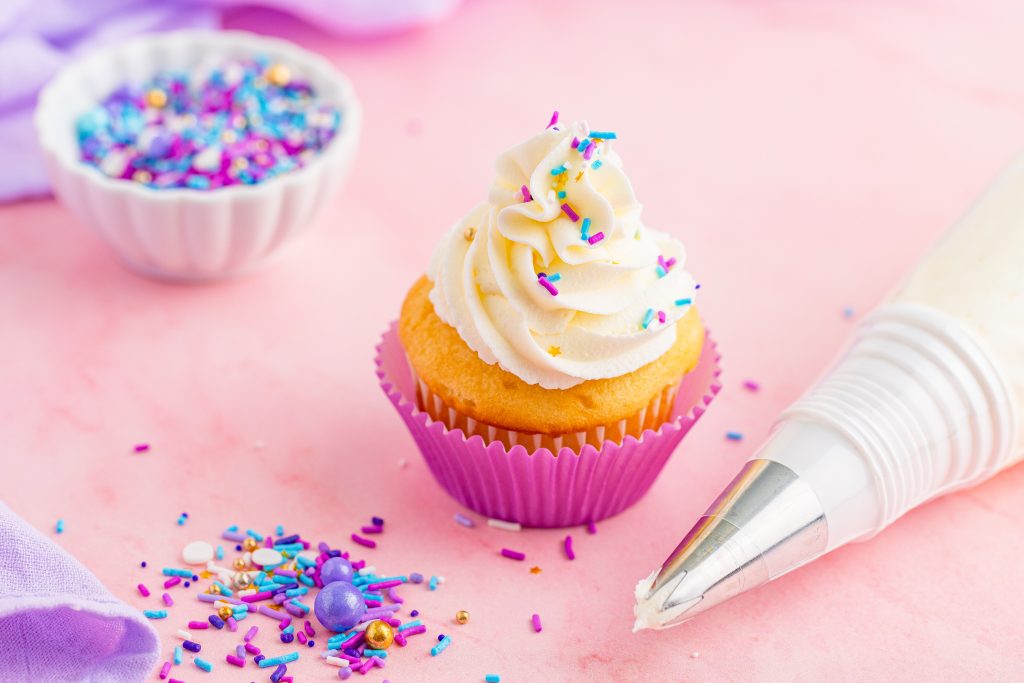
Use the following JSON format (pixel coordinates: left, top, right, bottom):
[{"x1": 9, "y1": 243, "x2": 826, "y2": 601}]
[{"x1": 633, "y1": 459, "x2": 828, "y2": 630}]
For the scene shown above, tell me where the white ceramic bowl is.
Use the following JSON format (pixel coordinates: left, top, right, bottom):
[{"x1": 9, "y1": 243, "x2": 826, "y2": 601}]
[{"x1": 35, "y1": 30, "x2": 361, "y2": 282}]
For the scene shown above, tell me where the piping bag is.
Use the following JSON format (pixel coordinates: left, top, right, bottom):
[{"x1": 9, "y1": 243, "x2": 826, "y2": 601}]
[{"x1": 634, "y1": 159, "x2": 1024, "y2": 630}]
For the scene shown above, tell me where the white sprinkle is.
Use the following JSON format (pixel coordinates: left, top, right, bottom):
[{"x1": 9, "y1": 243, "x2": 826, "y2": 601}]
[
  {"x1": 325, "y1": 656, "x2": 348, "y2": 667},
  {"x1": 488, "y1": 518, "x2": 523, "y2": 532},
  {"x1": 176, "y1": 629, "x2": 192, "y2": 640},
  {"x1": 691, "y1": 651, "x2": 700, "y2": 659}
]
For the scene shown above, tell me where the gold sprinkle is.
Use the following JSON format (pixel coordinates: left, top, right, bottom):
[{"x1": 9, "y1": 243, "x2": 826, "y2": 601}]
[
  {"x1": 145, "y1": 88, "x2": 167, "y2": 108},
  {"x1": 463, "y1": 226, "x2": 476, "y2": 241},
  {"x1": 132, "y1": 170, "x2": 152, "y2": 184},
  {"x1": 199, "y1": 570, "x2": 213, "y2": 579},
  {"x1": 529, "y1": 566, "x2": 542, "y2": 574},
  {"x1": 265, "y1": 64, "x2": 291, "y2": 87},
  {"x1": 547, "y1": 346, "x2": 561, "y2": 357},
  {"x1": 575, "y1": 171, "x2": 584, "y2": 182}
]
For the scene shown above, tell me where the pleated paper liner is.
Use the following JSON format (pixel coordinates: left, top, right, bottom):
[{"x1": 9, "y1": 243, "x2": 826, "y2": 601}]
[{"x1": 376, "y1": 323, "x2": 721, "y2": 528}]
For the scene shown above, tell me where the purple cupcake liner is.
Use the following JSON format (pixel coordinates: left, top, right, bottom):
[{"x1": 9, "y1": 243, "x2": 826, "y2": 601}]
[{"x1": 376, "y1": 322, "x2": 721, "y2": 528}]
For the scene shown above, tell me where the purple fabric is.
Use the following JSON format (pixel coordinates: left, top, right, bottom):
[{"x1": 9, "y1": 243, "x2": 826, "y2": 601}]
[
  {"x1": 0, "y1": 0, "x2": 461, "y2": 202},
  {"x1": 0, "y1": 499, "x2": 159, "y2": 680}
]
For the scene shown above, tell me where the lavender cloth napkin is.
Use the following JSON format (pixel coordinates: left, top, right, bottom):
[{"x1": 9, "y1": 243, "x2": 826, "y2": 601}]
[
  {"x1": 0, "y1": 0, "x2": 460, "y2": 203},
  {"x1": 0, "y1": 500, "x2": 159, "y2": 681}
]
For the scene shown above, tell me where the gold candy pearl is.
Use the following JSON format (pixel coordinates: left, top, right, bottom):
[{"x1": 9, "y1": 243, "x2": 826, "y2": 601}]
[
  {"x1": 233, "y1": 572, "x2": 253, "y2": 590},
  {"x1": 363, "y1": 619, "x2": 394, "y2": 649},
  {"x1": 242, "y1": 538, "x2": 258, "y2": 552},
  {"x1": 218, "y1": 606, "x2": 234, "y2": 620},
  {"x1": 208, "y1": 584, "x2": 221, "y2": 595},
  {"x1": 132, "y1": 170, "x2": 152, "y2": 184},
  {"x1": 265, "y1": 63, "x2": 291, "y2": 87},
  {"x1": 145, "y1": 88, "x2": 167, "y2": 108},
  {"x1": 463, "y1": 227, "x2": 476, "y2": 241},
  {"x1": 232, "y1": 557, "x2": 247, "y2": 570},
  {"x1": 455, "y1": 610, "x2": 470, "y2": 625}
]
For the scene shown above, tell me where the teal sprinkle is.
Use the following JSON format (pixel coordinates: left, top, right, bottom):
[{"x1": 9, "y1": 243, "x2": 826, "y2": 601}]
[
  {"x1": 194, "y1": 657, "x2": 212, "y2": 672},
  {"x1": 246, "y1": 529, "x2": 264, "y2": 541},
  {"x1": 592, "y1": 160, "x2": 603, "y2": 170},
  {"x1": 549, "y1": 164, "x2": 567, "y2": 175},
  {"x1": 296, "y1": 556, "x2": 315, "y2": 568},
  {"x1": 174, "y1": 645, "x2": 183, "y2": 665},
  {"x1": 283, "y1": 625, "x2": 295, "y2": 635},
  {"x1": 577, "y1": 138, "x2": 590, "y2": 152},
  {"x1": 581, "y1": 217, "x2": 591, "y2": 240},
  {"x1": 431, "y1": 635, "x2": 452, "y2": 656},
  {"x1": 289, "y1": 599, "x2": 310, "y2": 613},
  {"x1": 162, "y1": 568, "x2": 192, "y2": 578},
  {"x1": 557, "y1": 190, "x2": 566, "y2": 199},
  {"x1": 363, "y1": 649, "x2": 388, "y2": 658},
  {"x1": 257, "y1": 652, "x2": 300, "y2": 669},
  {"x1": 176, "y1": 515, "x2": 186, "y2": 526},
  {"x1": 298, "y1": 573, "x2": 314, "y2": 586},
  {"x1": 726, "y1": 431, "x2": 744, "y2": 441},
  {"x1": 55, "y1": 519, "x2": 64, "y2": 534},
  {"x1": 429, "y1": 576, "x2": 438, "y2": 591},
  {"x1": 285, "y1": 587, "x2": 308, "y2": 597},
  {"x1": 227, "y1": 525, "x2": 239, "y2": 532},
  {"x1": 641, "y1": 308, "x2": 655, "y2": 330},
  {"x1": 212, "y1": 581, "x2": 232, "y2": 596},
  {"x1": 275, "y1": 525, "x2": 285, "y2": 536},
  {"x1": 215, "y1": 545, "x2": 224, "y2": 560},
  {"x1": 486, "y1": 676, "x2": 501, "y2": 683},
  {"x1": 589, "y1": 131, "x2": 617, "y2": 139},
  {"x1": 233, "y1": 611, "x2": 248, "y2": 621},
  {"x1": 144, "y1": 610, "x2": 168, "y2": 619},
  {"x1": 546, "y1": 273, "x2": 561, "y2": 283},
  {"x1": 674, "y1": 298, "x2": 692, "y2": 307},
  {"x1": 398, "y1": 620, "x2": 422, "y2": 632},
  {"x1": 656, "y1": 266, "x2": 667, "y2": 278}
]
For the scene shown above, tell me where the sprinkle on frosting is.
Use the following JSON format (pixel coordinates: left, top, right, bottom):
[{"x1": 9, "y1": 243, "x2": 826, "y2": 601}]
[
  {"x1": 587, "y1": 231, "x2": 605, "y2": 245},
  {"x1": 642, "y1": 308, "x2": 655, "y2": 330},
  {"x1": 520, "y1": 185, "x2": 532, "y2": 202},
  {"x1": 560, "y1": 203, "x2": 580, "y2": 222},
  {"x1": 546, "y1": 110, "x2": 559, "y2": 129}
]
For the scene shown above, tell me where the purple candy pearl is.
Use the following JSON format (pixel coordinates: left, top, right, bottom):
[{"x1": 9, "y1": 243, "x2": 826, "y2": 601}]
[
  {"x1": 320, "y1": 557, "x2": 354, "y2": 585},
  {"x1": 314, "y1": 581, "x2": 366, "y2": 632}
]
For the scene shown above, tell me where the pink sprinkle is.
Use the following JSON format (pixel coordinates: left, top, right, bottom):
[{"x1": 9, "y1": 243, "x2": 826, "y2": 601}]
[
  {"x1": 583, "y1": 144, "x2": 596, "y2": 160},
  {"x1": 665, "y1": 257, "x2": 677, "y2": 269},
  {"x1": 137, "y1": 583, "x2": 150, "y2": 597},
  {"x1": 244, "y1": 625, "x2": 259, "y2": 642},
  {"x1": 226, "y1": 654, "x2": 245, "y2": 667},
  {"x1": 159, "y1": 661, "x2": 171, "y2": 679},
  {"x1": 564, "y1": 535, "x2": 575, "y2": 560},
  {"x1": 361, "y1": 525, "x2": 384, "y2": 535},
  {"x1": 163, "y1": 577, "x2": 180, "y2": 589},
  {"x1": 385, "y1": 617, "x2": 401, "y2": 627},
  {"x1": 537, "y1": 275, "x2": 558, "y2": 297},
  {"x1": 367, "y1": 580, "x2": 402, "y2": 591},
  {"x1": 188, "y1": 621, "x2": 209, "y2": 630},
  {"x1": 244, "y1": 642, "x2": 261, "y2": 655},
  {"x1": 501, "y1": 548, "x2": 526, "y2": 561},
  {"x1": 242, "y1": 591, "x2": 274, "y2": 603},
  {"x1": 743, "y1": 379, "x2": 761, "y2": 392},
  {"x1": 521, "y1": 184, "x2": 532, "y2": 202},
  {"x1": 393, "y1": 632, "x2": 408, "y2": 647},
  {"x1": 227, "y1": 616, "x2": 237, "y2": 632},
  {"x1": 587, "y1": 232, "x2": 605, "y2": 245},
  {"x1": 365, "y1": 599, "x2": 382, "y2": 607},
  {"x1": 401, "y1": 625, "x2": 426, "y2": 637},
  {"x1": 340, "y1": 631, "x2": 365, "y2": 649},
  {"x1": 571, "y1": 136, "x2": 579, "y2": 148},
  {"x1": 546, "y1": 110, "x2": 559, "y2": 129},
  {"x1": 531, "y1": 613, "x2": 543, "y2": 632},
  {"x1": 560, "y1": 203, "x2": 580, "y2": 222},
  {"x1": 586, "y1": 521, "x2": 597, "y2": 534},
  {"x1": 161, "y1": 592, "x2": 174, "y2": 606},
  {"x1": 657, "y1": 254, "x2": 667, "y2": 269},
  {"x1": 134, "y1": 444, "x2": 150, "y2": 453},
  {"x1": 298, "y1": 631, "x2": 308, "y2": 645},
  {"x1": 658, "y1": 311, "x2": 666, "y2": 324},
  {"x1": 351, "y1": 534, "x2": 376, "y2": 549},
  {"x1": 303, "y1": 620, "x2": 315, "y2": 637}
]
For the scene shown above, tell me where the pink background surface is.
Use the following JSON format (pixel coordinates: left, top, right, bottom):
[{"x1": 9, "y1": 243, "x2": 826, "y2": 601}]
[{"x1": 2, "y1": 0, "x2": 1023, "y2": 680}]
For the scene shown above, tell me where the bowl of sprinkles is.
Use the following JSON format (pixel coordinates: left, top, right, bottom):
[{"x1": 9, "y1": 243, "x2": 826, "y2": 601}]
[{"x1": 35, "y1": 30, "x2": 361, "y2": 281}]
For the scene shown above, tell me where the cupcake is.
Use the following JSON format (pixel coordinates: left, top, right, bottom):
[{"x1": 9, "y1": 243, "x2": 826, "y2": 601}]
[{"x1": 378, "y1": 114, "x2": 720, "y2": 527}]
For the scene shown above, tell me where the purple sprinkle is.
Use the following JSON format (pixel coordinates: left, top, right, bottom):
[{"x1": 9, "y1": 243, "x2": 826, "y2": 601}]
[
  {"x1": 520, "y1": 184, "x2": 532, "y2": 202},
  {"x1": 586, "y1": 521, "x2": 597, "y2": 534},
  {"x1": 560, "y1": 203, "x2": 580, "y2": 222},
  {"x1": 361, "y1": 525, "x2": 384, "y2": 535},
  {"x1": 537, "y1": 275, "x2": 558, "y2": 297},
  {"x1": 564, "y1": 535, "x2": 575, "y2": 560},
  {"x1": 501, "y1": 548, "x2": 526, "y2": 561},
  {"x1": 410, "y1": 610, "x2": 419, "y2": 617},
  {"x1": 351, "y1": 533, "x2": 376, "y2": 549},
  {"x1": 134, "y1": 444, "x2": 150, "y2": 453},
  {"x1": 531, "y1": 613, "x2": 542, "y2": 632},
  {"x1": 371, "y1": 516, "x2": 385, "y2": 527},
  {"x1": 546, "y1": 110, "x2": 559, "y2": 129},
  {"x1": 743, "y1": 380, "x2": 761, "y2": 392},
  {"x1": 587, "y1": 232, "x2": 605, "y2": 245}
]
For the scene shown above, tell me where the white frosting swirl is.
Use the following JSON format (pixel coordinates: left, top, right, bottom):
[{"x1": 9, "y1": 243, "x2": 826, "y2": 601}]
[{"x1": 428, "y1": 120, "x2": 697, "y2": 390}]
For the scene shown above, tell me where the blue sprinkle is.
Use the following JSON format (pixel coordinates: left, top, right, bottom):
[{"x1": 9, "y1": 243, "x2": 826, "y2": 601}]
[
  {"x1": 641, "y1": 308, "x2": 655, "y2": 329},
  {"x1": 726, "y1": 431, "x2": 744, "y2": 442},
  {"x1": 589, "y1": 131, "x2": 617, "y2": 139},
  {"x1": 55, "y1": 519, "x2": 64, "y2": 534},
  {"x1": 550, "y1": 164, "x2": 567, "y2": 175},
  {"x1": 592, "y1": 160, "x2": 603, "y2": 170},
  {"x1": 843, "y1": 306, "x2": 855, "y2": 319},
  {"x1": 675, "y1": 298, "x2": 692, "y2": 307}
]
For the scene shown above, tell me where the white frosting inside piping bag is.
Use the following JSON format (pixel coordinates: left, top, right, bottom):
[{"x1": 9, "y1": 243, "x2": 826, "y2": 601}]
[{"x1": 428, "y1": 120, "x2": 697, "y2": 390}]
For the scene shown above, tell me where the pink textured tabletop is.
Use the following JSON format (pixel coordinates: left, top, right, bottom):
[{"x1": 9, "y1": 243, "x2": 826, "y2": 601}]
[{"x1": 2, "y1": 1, "x2": 1024, "y2": 680}]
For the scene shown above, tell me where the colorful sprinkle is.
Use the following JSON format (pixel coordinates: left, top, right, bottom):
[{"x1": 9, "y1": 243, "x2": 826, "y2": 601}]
[
  {"x1": 580, "y1": 216, "x2": 591, "y2": 241},
  {"x1": 520, "y1": 184, "x2": 532, "y2": 202},
  {"x1": 454, "y1": 513, "x2": 475, "y2": 528},
  {"x1": 641, "y1": 308, "x2": 655, "y2": 329},
  {"x1": 501, "y1": 548, "x2": 526, "y2": 561},
  {"x1": 531, "y1": 613, "x2": 543, "y2": 632},
  {"x1": 55, "y1": 519, "x2": 64, "y2": 534},
  {"x1": 564, "y1": 535, "x2": 575, "y2": 560},
  {"x1": 134, "y1": 444, "x2": 150, "y2": 453},
  {"x1": 550, "y1": 164, "x2": 567, "y2": 176},
  {"x1": 486, "y1": 676, "x2": 501, "y2": 683},
  {"x1": 546, "y1": 110, "x2": 559, "y2": 129},
  {"x1": 137, "y1": 583, "x2": 150, "y2": 597},
  {"x1": 587, "y1": 231, "x2": 605, "y2": 245},
  {"x1": 537, "y1": 274, "x2": 559, "y2": 297},
  {"x1": 487, "y1": 519, "x2": 522, "y2": 532},
  {"x1": 589, "y1": 131, "x2": 617, "y2": 139},
  {"x1": 675, "y1": 298, "x2": 692, "y2": 307},
  {"x1": 560, "y1": 202, "x2": 580, "y2": 222},
  {"x1": 591, "y1": 160, "x2": 603, "y2": 170},
  {"x1": 743, "y1": 380, "x2": 761, "y2": 392},
  {"x1": 430, "y1": 635, "x2": 452, "y2": 656},
  {"x1": 726, "y1": 431, "x2": 744, "y2": 441},
  {"x1": 144, "y1": 610, "x2": 168, "y2": 619},
  {"x1": 350, "y1": 534, "x2": 376, "y2": 549},
  {"x1": 194, "y1": 657, "x2": 212, "y2": 672}
]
